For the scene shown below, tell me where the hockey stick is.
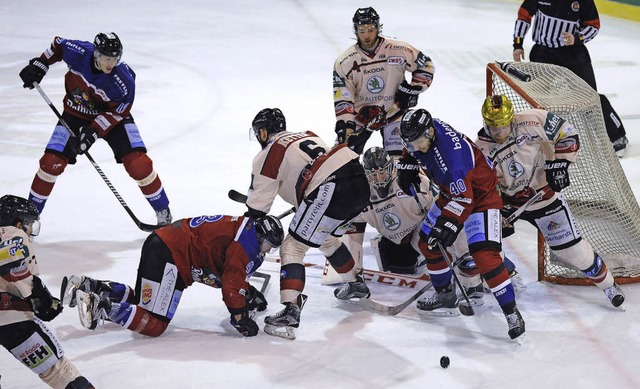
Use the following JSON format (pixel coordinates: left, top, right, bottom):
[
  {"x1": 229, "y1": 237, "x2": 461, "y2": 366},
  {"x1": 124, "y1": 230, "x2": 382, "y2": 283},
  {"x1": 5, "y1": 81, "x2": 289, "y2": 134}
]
[
  {"x1": 409, "y1": 186, "x2": 475, "y2": 316},
  {"x1": 33, "y1": 83, "x2": 161, "y2": 232},
  {"x1": 251, "y1": 271, "x2": 271, "y2": 294},
  {"x1": 227, "y1": 189, "x2": 295, "y2": 220},
  {"x1": 503, "y1": 189, "x2": 546, "y2": 226},
  {"x1": 357, "y1": 281, "x2": 432, "y2": 316}
]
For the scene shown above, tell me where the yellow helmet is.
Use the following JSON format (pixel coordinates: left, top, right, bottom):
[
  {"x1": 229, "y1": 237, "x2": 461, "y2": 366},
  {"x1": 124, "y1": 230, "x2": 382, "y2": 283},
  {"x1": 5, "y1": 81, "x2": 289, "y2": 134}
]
[{"x1": 481, "y1": 95, "x2": 514, "y2": 127}]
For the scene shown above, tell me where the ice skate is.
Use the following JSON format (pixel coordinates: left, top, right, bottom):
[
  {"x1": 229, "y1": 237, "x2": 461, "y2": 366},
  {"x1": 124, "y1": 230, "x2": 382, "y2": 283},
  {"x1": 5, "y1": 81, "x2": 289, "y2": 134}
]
[
  {"x1": 509, "y1": 270, "x2": 527, "y2": 294},
  {"x1": 263, "y1": 294, "x2": 307, "y2": 340},
  {"x1": 334, "y1": 273, "x2": 371, "y2": 301},
  {"x1": 460, "y1": 282, "x2": 484, "y2": 307},
  {"x1": 504, "y1": 306, "x2": 525, "y2": 340},
  {"x1": 612, "y1": 136, "x2": 628, "y2": 158},
  {"x1": 61, "y1": 275, "x2": 113, "y2": 308},
  {"x1": 76, "y1": 290, "x2": 111, "y2": 330},
  {"x1": 156, "y1": 207, "x2": 172, "y2": 225},
  {"x1": 417, "y1": 286, "x2": 460, "y2": 317},
  {"x1": 603, "y1": 283, "x2": 625, "y2": 307}
]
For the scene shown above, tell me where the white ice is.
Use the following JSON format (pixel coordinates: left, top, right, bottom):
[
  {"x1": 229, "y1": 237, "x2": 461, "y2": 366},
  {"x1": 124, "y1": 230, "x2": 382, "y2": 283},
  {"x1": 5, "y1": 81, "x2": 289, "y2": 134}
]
[{"x1": 1, "y1": 1, "x2": 640, "y2": 388}]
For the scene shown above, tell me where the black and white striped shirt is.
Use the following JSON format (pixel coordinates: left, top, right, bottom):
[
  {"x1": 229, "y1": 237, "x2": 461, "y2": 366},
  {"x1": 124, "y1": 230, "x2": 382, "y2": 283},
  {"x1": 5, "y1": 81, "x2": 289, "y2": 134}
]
[{"x1": 513, "y1": 0, "x2": 600, "y2": 49}]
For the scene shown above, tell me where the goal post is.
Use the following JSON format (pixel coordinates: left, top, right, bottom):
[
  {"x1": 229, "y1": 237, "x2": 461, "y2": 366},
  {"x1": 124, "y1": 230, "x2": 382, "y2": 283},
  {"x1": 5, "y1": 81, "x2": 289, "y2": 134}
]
[{"x1": 486, "y1": 61, "x2": 640, "y2": 285}]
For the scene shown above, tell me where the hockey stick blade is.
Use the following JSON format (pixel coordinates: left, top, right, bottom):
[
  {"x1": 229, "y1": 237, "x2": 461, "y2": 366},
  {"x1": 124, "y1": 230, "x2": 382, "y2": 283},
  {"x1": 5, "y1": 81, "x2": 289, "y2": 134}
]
[
  {"x1": 228, "y1": 189, "x2": 248, "y2": 204},
  {"x1": 358, "y1": 282, "x2": 432, "y2": 316},
  {"x1": 251, "y1": 271, "x2": 271, "y2": 294}
]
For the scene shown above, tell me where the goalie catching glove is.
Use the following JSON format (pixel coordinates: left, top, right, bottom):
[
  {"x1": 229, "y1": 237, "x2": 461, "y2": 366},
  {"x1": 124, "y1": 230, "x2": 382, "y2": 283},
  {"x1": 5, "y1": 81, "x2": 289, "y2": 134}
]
[
  {"x1": 427, "y1": 216, "x2": 461, "y2": 249},
  {"x1": 544, "y1": 159, "x2": 570, "y2": 192},
  {"x1": 29, "y1": 275, "x2": 63, "y2": 322}
]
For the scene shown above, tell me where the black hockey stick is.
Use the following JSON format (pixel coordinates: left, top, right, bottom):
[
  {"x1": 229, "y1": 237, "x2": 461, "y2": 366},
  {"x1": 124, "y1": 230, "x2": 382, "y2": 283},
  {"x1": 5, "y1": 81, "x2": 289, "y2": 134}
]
[
  {"x1": 227, "y1": 189, "x2": 295, "y2": 220},
  {"x1": 409, "y1": 186, "x2": 475, "y2": 316},
  {"x1": 357, "y1": 281, "x2": 432, "y2": 316},
  {"x1": 33, "y1": 82, "x2": 161, "y2": 232},
  {"x1": 251, "y1": 271, "x2": 271, "y2": 294}
]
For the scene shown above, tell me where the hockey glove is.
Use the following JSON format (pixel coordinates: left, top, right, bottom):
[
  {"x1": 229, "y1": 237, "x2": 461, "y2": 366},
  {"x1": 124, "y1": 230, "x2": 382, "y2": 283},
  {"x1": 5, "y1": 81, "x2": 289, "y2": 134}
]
[
  {"x1": 19, "y1": 57, "x2": 48, "y2": 89},
  {"x1": 29, "y1": 275, "x2": 63, "y2": 322},
  {"x1": 75, "y1": 126, "x2": 99, "y2": 155},
  {"x1": 396, "y1": 155, "x2": 421, "y2": 195},
  {"x1": 395, "y1": 81, "x2": 421, "y2": 110},
  {"x1": 230, "y1": 310, "x2": 259, "y2": 337},
  {"x1": 335, "y1": 120, "x2": 356, "y2": 145},
  {"x1": 501, "y1": 207, "x2": 517, "y2": 239},
  {"x1": 427, "y1": 216, "x2": 460, "y2": 249},
  {"x1": 544, "y1": 159, "x2": 570, "y2": 192},
  {"x1": 355, "y1": 105, "x2": 387, "y2": 131},
  {"x1": 503, "y1": 186, "x2": 536, "y2": 207},
  {"x1": 245, "y1": 284, "x2": 268, "y2": 312}
]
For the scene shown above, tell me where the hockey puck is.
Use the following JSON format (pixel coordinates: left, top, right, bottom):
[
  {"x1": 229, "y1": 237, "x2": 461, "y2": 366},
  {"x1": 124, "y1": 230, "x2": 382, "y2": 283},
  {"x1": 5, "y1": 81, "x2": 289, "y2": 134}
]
[{"x1": 440, "y1": 356, "x2": 450, "y2": 368}]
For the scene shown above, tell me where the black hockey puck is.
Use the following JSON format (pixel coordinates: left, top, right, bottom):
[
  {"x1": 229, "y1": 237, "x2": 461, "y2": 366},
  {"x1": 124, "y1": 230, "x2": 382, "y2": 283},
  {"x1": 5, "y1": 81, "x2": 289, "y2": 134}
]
[{"x1": 440, "y1": 356, "x2": 450, "y2": 368}]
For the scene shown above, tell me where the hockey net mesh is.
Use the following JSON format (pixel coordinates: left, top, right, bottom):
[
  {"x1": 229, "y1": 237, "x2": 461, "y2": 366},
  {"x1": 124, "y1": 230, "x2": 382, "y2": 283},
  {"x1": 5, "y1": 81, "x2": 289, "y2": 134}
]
[{"x1": 486, "y1": 62, "x2": 640, "y2": 285}]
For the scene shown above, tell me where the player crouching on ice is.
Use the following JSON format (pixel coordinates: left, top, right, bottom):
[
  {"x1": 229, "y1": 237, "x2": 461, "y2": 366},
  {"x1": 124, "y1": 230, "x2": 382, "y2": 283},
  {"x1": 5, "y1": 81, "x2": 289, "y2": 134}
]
[
  {"x1": 62, "y1": 214, "x2": 284, "y2": 338},
  {"x1": 475, "y1": 95, "x2": 624, "y2": 307},
  {"x1": 397, "y1": 109, "x2": 525, "y2": 339}
]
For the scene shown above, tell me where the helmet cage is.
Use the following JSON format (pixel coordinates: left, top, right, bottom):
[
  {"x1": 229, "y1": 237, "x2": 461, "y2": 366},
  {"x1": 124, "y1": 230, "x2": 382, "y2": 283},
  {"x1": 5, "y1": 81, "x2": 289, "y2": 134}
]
[{"x1": 362, "y1": 147, "x2": 394, "y2": 195}]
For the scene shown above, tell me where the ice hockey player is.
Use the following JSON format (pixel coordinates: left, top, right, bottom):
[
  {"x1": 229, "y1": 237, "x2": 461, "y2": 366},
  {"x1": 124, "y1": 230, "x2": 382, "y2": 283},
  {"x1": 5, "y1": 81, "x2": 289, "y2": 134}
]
[
  {"x1": 476, "y1": 95, "x2": 624, "y2": 307},
  {"x1": 245, "y1": 108, "x2": 370, "y2": 339},
  {"x1": 62, "y1": 214, "x2": 284, "y2": 338},
  {"x1": 397, "y1": 109, "x2": 525, "y2": 340},
  {"x1": 19, "y1": 32, "x2": 172, "y2": 225},
  {"x1": 0, "y1": 195, "x2": 94, "y2": 388},
  {"x1": 333, "y1": 7, "x2": 435, "y2": 155}
]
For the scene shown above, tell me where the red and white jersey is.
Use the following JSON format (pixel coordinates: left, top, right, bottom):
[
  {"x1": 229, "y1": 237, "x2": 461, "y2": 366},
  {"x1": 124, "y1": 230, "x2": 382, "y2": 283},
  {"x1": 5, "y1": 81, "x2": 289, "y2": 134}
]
[
  {"x1": 247, "y1": 131, "x2": 359, "y2": 213},
  {"x1": 0, "y1": 226, "x2": 39, "y2": 325},
  {"x1": 333, "y1": 37, "x2": 434, "y2": 125},
  {"x1": 475, "y1": 109, "x2": 580, "y2": 209}
]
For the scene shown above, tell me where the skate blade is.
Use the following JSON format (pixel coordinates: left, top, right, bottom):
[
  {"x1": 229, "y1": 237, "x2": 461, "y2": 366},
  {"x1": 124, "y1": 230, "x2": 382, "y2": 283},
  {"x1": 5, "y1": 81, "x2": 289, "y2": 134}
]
[
  {"x1": 417, "y1": 307, "x2": 461, "y2": 317},
  {"x1": 263, "y1": 324, "x2": 297, "y2": 340},
  {"x1": 61, "y1": 275, "x2": 82, "y2": 308},
  {"x1": 512, "y1": 333, "x2": 526, "y2": 345},
  {"x1": 75, "y1": 290, "x2": 98, "y2": 330}
]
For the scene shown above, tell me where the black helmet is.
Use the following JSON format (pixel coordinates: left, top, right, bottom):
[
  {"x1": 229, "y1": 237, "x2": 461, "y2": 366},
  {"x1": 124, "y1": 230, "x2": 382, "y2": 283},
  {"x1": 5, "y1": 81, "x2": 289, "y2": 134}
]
[
  {"x1": 93, "y1": 32, "x2": 123, "y2": 60},
  {"x1": 362, "y1": 147, "x2": 394, "y2": 198},
  {"x1": 353, "y1": 7, "x2": 380, "y2": 29},
  {"x1": 400, "y1": 109, "x2": 434, "y2": 143},
  {"x1": 0, "y1": 195, "x2": 40, "y2": 235},
  {"x1": 252, "y1": 108, "x2": 286, "y2": 147},
  {"x1": 255, "y1": 215, "x2": 284, "y2": 248}
]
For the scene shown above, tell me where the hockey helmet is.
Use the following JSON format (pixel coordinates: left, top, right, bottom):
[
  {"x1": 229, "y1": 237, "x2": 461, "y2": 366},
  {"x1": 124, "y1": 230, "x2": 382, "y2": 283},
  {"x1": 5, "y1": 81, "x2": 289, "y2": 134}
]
[
  {"x1": 0, "y1": 195, "x2": 40, "y2": 236},
  {"x1": 482, "y1": 95, "x2": 514, "y2": 127},
  {"x1": 353, "y1": 7, "x2": 381, "y2": 30},
  {"x1": 93, "y1": 32, "x2": 123, "y2": 62},
  {"x1": 255, "y1": 215, "x2": 284, "y2": 248},
  {"x1": 252, "y1": 108, "x2": 286, "y2": 147},
  {"x1": 362, "y1": 147, "x2": 394, "y2": 198},
  {"x1": 400, "y1": 109, "x2": 434, "y2": 143}
]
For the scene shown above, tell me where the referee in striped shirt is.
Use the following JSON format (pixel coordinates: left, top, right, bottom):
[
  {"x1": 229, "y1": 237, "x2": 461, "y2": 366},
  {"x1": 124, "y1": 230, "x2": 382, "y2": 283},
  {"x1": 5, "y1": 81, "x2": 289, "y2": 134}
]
[{"x1": 512, "y1": 0, "x2": 628, "y2": 157}]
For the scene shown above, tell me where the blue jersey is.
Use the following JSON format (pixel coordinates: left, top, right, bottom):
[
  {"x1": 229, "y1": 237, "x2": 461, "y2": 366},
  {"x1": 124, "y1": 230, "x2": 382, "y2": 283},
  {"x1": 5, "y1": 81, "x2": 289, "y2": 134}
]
[
  {"x1": 40, "y1": 37, "x2": 136, "y2": 136},
  {"x1": 408, "y1": 118, "x2": 501, "y2": 224}
]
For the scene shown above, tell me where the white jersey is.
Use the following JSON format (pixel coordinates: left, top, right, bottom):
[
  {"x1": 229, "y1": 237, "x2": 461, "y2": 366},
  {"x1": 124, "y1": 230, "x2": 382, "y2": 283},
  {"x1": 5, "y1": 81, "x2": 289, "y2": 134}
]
[
  {"x1": 247, "y1": 131, "x2": 359, "y2": 213},
  {"x1": 1, "y1": 226, "x2": 39, "y2": 325},
  {"x1": 475, "y1": 109, "x2": 580, "y2": 210}
]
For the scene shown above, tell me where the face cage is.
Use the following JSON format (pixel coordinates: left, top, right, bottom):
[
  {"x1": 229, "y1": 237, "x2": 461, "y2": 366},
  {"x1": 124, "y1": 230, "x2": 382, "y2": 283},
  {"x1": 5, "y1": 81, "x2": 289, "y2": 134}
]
[
  {"x1": 94, "y1": 50, "x2": 122, "y2": 66},
  {"x1": 365, "y1": 163, "x2": 394, "y2": 190}
]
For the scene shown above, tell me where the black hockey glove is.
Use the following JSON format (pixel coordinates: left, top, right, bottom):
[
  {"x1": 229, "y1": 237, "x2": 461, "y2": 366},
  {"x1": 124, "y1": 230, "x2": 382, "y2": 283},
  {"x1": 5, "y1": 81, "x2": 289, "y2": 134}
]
[
  {"x1": 544, "y1": 159, "x2": 571, "y2": 192},
  {"x1": 335, "y1": 120, "x2": 356, "y2": 145},
  {"x1": 427, "y1": 216, "x2": 460, "y2": 249},
  {"x1": 19, "y1": 57, "x2": 48, "y2": 89},
  {"x1": 395, "y1": 81, "x2": 421, "y2": 110},
  {"x1": 245, "y1": 284, "x2": 267, "y2": 312},
  {"x1": 29, "y1": 275, "x2": 63, "y2": 322},
  {"x1": 396, "y1": 155, "x2": 421, "y2": 195},
  {"x1": 355, "y1": 105, "x2": 387, "y2": 131},
  {"x1": 244, "y1": 207, "x2": 266, "y2": 219},
  {"x1": 230, "y1": 310, "x2": 259, "y2": 337},
  {"x1": 501, "y1": 207, "x2": 517, "y2": 239},
  {"x1": 75, "y1": 126, "x2": 98, "y2": 155}
]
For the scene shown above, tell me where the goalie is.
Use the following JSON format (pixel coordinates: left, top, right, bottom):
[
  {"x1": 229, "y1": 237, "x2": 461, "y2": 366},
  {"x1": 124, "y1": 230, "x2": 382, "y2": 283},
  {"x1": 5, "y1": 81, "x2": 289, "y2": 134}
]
[{"x1": 475, "y1": 95, "x2": 624, "y2": 307}]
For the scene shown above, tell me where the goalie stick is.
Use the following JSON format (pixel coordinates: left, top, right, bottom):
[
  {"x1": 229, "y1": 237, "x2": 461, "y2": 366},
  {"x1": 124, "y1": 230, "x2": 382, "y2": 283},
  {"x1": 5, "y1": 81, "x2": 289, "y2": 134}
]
[
  {"x1": 357, "y1": 281, "x2": 432, "y2": 316},
  {"x1": 33, "y1": 83, "x2": 161, "y2": 232}
]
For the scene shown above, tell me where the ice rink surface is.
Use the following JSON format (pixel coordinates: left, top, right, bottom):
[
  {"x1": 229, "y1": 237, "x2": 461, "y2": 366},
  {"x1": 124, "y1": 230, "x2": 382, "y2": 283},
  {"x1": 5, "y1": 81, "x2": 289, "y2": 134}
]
[{"x1": 1, "y1": 0, "x2": 639, "y2": 387}]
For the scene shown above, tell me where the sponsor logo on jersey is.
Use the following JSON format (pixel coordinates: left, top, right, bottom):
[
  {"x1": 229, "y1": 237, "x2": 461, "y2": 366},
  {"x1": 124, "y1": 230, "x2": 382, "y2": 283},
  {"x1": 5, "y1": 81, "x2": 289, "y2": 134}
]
[
  {"x1": 387, "y1": 56, "x2": 405, "y2": 66},
  {"x1": 508, "y1": 160, "x2": 525, "y2": 178},
  {"x1": 441, "y1": 122, "x2": 462, "y2": 150},
  {"x1": 141, "y1": 283, "x2": 153, "y2": 304},
  {"x1": 416, "y1": 52, "x2": 430, "y2": 68},
  {"x1": 64, "y1": 41, "x2": 86, "y2": 54},
  {"x1": 364, "y1": 67, "x2": 384, "y2": 74},
  {"x1": 333, "y1": 71, "x2": 346, "y2": 87},
  {"x1": 367, "y1": 76, "x2": 385, "y2": 94},
  {"x1": 515, "y1": 133, "x2": 532, "y2": 146},
  {"x1": 9, "y1": 260, "x2": 29, "y2": 278},
  {"x1": 546, "y1": 220, "x2": 560, "y2": 231},
  {"x1": 498, "y1": 149, "x2": 518, "y2": 164},
  {"x1": 556, "y1": 137, "x2": 578, "y2": 153},
  {"x1": 544, "y1": 112, "x2": 565, "y2": 140},
  {"x1": 382, "y1": 212, "x2": 401, "y2": 230},
  {"x1": 444, "y1": 201, "x2": 464, "y2": 217}
]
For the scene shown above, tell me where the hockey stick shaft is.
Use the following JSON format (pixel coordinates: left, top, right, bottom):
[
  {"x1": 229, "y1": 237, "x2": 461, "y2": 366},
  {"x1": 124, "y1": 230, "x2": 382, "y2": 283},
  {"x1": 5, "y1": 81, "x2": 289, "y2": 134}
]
[
  {"x1": 409, "y1": 186, "x2": 475, "y2": 315},
  {"x1": 503, "y1": 189, "x2": 545, "y2": 226},
  {"x1": 251, "y1": 271, "x2": 271, "y2": 294},
  {"x1": 33, "y1": 82, "x2": 160, "y2": 232},
  {"x1": 357, "y1": 281, "x2": 432, "y2": 316},
  {"x1": 227, "y1": 189, "x2": 294, "y2": 220}
]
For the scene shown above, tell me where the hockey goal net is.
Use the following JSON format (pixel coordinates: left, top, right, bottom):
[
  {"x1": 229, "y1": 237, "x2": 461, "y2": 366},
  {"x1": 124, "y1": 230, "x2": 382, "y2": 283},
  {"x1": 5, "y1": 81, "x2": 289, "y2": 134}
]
[{"x1": 486, "y1": 61, "x2": 640, "y2": 285}]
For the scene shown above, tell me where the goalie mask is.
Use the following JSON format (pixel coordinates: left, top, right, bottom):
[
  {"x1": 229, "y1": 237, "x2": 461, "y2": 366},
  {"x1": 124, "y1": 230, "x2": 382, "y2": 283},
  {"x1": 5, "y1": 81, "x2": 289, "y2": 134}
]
[
  {"x1": 251, "y1": 108, "x2": 286, "y2": 148},
  {"x1": 255, "y1": 215, "x2": 284, "y2": 249},
  {"x1": 362, "y1": 147, "x2": 395, "y2": 199},
  {"x1": 0, "y1": 195, "x2": 41, "y2": 236}
]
